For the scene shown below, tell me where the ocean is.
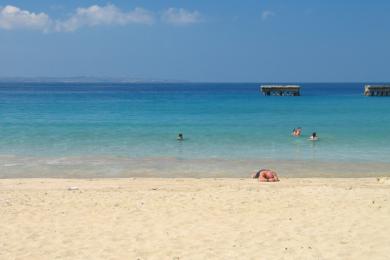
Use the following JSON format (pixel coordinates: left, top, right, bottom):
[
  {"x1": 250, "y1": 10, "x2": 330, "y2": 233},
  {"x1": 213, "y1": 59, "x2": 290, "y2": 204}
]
[{"x1": 0, "y1": 82, "x2": 389, "y2": 178}]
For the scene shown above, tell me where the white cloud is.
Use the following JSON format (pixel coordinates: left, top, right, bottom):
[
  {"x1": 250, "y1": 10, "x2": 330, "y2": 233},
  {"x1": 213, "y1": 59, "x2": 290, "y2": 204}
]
[
  {"x1": 0, "y1": 4, "x2": 154, "y2": 32},
  {"x1": 0, "y1": 5, "x2": 202, "y2": 32},
  {"x1": 261, "y1": 10, "x2": 275, "y2": 21},
  {"x1": 55, "y1": 4, "x2": 154, "y2": 32},
  {"x1": 162, "y1": 8, "x2": 201, "y2": 25},
  {"x1": 0, "y1": 5, "x2": 51, "y2": 31}
]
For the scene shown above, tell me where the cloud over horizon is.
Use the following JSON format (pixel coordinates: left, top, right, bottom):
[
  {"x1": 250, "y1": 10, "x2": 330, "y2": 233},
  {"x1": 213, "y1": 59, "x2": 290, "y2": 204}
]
[
  {"x1": 0, "y1": 4, "x2": 200, "y2": 32},
  {"x1": 261, "y1": 10, "x2": 275, "y2": 21},
  {"x1": 0, "y1": 5, "x2": 52, "y2": 31},
  {"x1": 55, "y1": 5, "x2": 154, "y2": 32},
  {"x1": 162, "y1": 8, "x2": 201, "y2": 25}
]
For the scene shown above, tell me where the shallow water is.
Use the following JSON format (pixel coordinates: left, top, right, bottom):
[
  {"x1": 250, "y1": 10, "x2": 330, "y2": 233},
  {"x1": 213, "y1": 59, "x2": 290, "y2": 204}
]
[{"x1": 0, "y1": 82, "x2": 389, "y2": 177}]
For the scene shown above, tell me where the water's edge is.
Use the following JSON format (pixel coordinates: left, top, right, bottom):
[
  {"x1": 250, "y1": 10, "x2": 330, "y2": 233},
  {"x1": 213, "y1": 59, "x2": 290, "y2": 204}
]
[{"x1": 1, "y1": 156, "x2": 389, "y2": 178}]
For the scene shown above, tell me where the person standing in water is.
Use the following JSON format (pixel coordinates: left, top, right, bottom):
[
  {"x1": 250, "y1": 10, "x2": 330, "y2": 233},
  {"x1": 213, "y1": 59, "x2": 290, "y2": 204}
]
[
  {"x1": 309, "y1": 132, "x2": 318, "y2": 141},
  {"x1": 177, "y1": 133, "x2": 184, "y2": 141}
]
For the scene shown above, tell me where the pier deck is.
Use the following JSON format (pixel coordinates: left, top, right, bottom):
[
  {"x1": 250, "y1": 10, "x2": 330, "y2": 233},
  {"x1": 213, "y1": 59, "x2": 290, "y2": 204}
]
[
  {"x1": 260, "y1": 85, "x2": 301, "y2": 96},
  {"x1": 364, "y1": 85, "x2": 390, "y2": 96}
]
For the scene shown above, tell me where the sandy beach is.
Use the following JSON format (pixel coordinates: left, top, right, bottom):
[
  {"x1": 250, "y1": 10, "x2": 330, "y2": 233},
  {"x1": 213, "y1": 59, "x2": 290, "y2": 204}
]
[{"x1": 1, "y1": 177, "x2": 390, "y2": 260}]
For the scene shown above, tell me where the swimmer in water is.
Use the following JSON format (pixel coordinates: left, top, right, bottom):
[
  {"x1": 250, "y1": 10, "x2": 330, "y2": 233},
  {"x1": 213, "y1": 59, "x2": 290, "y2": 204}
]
[
  {"x1": 177, "y1": 133, "x2": 184, "y2": 141},
  {"x1": 292, "y1": 127, "x2": 302, "y2": 137},
  {"x1": 252, "y1": 169, "x2": 279, "y2": 182},
  {"x1": 292, "y1": 128, "x2": 296, "y2": 135},
  {"x1": 309, "y1": 132, "x2": 318, "y2": 141}
]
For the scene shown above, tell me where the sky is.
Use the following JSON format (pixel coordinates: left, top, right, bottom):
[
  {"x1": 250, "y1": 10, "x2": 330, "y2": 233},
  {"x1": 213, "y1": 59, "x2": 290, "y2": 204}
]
[{"x1": 0, "y1": 0, "x2": 390, "y2": 82}]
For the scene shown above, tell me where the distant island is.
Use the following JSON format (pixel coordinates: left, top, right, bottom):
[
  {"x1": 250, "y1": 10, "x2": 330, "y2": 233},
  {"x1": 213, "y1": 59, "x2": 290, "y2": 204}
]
[{"x1": 0, "y1": 77, "x2": 188, "y2": 83}]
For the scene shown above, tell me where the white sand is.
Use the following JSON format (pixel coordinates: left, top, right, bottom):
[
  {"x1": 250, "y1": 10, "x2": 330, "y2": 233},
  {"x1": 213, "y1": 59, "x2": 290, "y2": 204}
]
[{"x1": 1, "y1": 177, "x2": 390, "y2": 259}]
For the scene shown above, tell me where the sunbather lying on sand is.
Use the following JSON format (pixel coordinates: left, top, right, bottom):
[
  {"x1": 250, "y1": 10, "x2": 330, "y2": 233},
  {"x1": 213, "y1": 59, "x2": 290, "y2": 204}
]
[{"x1": 252, "y1": 169, "x2": 279, "y2": 182}]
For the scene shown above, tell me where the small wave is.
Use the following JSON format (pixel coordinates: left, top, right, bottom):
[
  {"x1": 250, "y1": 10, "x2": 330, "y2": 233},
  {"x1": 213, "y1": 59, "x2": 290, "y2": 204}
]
[{"x1": 3, "y1": 163, "x2": 20, "y2": 167}]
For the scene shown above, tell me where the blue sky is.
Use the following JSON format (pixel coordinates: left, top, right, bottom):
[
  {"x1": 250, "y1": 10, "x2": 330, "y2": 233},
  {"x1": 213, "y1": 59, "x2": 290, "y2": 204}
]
[{"x1": 0, "y1": 0, "x2": 389, "y2": 82}]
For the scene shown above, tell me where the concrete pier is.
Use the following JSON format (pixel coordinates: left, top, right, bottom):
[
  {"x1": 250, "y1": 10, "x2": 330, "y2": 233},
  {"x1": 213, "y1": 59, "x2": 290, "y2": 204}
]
[
  {"x1": 364, "y1": 85, "x2": 390, "y2": 96},
  {"x1": 260, "y1": 85, "x2": 301, "y2": 96}
]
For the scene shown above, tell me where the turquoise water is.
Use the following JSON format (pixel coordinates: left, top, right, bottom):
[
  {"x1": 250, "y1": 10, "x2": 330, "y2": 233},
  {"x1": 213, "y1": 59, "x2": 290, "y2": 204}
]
[{"x1": 0, "y1": 82, "x2": 390, "y2": 177}]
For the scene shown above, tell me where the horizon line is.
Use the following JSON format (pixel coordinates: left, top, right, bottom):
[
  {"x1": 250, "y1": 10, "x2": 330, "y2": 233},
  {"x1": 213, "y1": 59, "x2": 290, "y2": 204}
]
[{"x1": 0, "y1": 77, "x2": 389, "y2": 84}]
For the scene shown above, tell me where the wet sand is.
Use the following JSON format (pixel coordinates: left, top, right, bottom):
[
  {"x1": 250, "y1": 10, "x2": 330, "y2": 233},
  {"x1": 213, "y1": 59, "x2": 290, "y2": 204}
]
[{"x1": 2, "y1": 156, "x2": 390, "y2": 178}]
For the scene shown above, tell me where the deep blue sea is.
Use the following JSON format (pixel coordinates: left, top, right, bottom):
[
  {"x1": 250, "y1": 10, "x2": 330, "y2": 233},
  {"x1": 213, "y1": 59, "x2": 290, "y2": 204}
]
[{"x1": 0, "y1": 82, "x2": 389, "y2": 177}]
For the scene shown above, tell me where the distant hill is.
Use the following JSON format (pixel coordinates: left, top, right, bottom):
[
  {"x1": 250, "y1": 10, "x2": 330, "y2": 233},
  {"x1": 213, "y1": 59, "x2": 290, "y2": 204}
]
[{"x1": 0, "y1": 77, "x2": 188, "y2": 83}]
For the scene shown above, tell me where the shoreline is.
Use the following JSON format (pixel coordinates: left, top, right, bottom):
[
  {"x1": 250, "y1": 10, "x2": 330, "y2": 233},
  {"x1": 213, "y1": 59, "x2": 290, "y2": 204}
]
[
  {"x1": 1, "y1": 177, "x2": 390, "y2": 259},
  {"x1": 1, "y1": 155, "x2": 390, "y2": 178}
]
